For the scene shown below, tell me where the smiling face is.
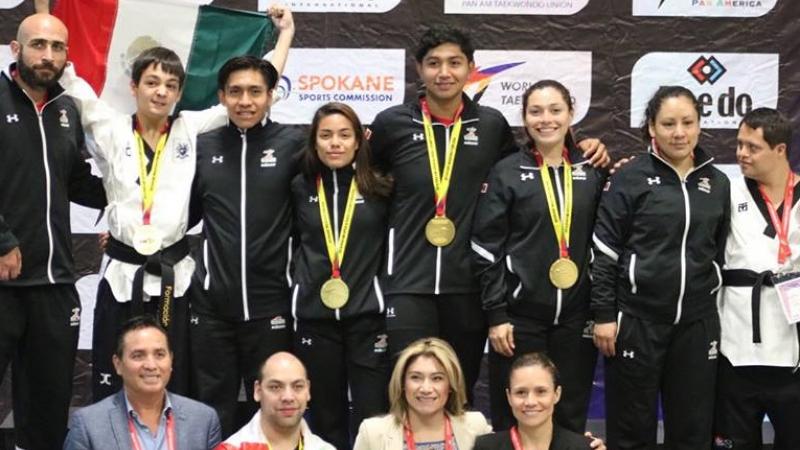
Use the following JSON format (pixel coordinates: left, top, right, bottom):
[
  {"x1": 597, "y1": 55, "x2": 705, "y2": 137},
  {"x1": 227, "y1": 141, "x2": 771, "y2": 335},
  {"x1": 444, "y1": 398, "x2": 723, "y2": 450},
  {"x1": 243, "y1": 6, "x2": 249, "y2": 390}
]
[
  {"x1": 416, "y1": 42, "x2": 473, "y2": 107},
  {"x1": 218, "y1": 68, "x2": 272, "y2": 130},
  {"x1": 131, "y1": 63, "x2": 181, "y2": 122},
  {"x1": 403, "y1": 355, "x2": 451, "y2": 420},
  {"x1": 648, "y1": 95, "x2": 700, "y2": 167},
  {"x1": 506, "y1": 364, "x2": 561, "y2": 430},
  {"x1": 524, "y1": 86, "x2": 574, "y2": 151},
  {"x1": 112, "y1": 326, "x2": 172, "y2": 397},
  {"x1": 315, "y1": 113, "x2": 358, "y2": 169},
  {"x1": 254, "y1": 353, "x2": 310, "y2": 433}
]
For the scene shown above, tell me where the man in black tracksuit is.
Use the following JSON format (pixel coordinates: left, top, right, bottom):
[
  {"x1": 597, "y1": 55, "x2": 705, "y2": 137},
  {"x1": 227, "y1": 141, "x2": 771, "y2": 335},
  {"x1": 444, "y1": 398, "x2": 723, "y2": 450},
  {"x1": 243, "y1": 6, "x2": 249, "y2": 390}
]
[
  {"x1": 591, "y1": 146, "x2": 730, "y2": 449},
  {"x1": 0, "y1": 14, "x2": 105, "y2": 450},
  {"x1": 471, "y1": 145, "x2": 606, "y2": 432},
  {"x1": 190, "y1": 56, "x2": 304, "y2": 437}
]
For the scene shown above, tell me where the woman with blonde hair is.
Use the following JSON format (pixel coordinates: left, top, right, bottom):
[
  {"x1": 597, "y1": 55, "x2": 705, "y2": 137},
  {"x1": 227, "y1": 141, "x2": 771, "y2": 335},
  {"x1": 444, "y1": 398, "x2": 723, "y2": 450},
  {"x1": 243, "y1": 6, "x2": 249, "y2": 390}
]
[{"x1": 353, "y1": 337, "x2": 491, "y2": 450}]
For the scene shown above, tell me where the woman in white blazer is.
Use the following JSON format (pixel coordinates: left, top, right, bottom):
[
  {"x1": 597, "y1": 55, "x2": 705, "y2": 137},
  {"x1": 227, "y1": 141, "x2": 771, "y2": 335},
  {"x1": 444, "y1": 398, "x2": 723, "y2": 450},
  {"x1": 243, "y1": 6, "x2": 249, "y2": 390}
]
[{"x1": 353, "y1": 337, "x2": 491, "y2": 450}]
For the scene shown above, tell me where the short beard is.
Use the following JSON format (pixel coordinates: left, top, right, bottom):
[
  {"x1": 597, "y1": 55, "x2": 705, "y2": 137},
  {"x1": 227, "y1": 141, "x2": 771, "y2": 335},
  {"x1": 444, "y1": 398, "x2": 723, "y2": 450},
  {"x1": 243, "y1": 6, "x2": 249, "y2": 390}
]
[{"x1": 16, "y1": 49, "x2": 65, "y2": 90}]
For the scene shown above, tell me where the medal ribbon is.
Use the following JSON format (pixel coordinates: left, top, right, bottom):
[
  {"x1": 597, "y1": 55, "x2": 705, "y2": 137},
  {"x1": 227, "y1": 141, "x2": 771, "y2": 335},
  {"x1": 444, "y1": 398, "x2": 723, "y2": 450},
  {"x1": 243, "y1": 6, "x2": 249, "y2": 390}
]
[
  {"x1": 317, "y1": 175, "x2": 359, "y2": 278},
  {"x1": 134, "y1": 124, "x2": 169, "y2": 225},
  {"x1": 534, "y1": 148, "x2": 573, "y2": 258},
  {"x1": 758, "y1": 172, "x2": 795, "y2": 264},
  {"x1": 421, "y1": 99, "x2": 463, "y2": 217},
  {"x1": 261, "y1": 434, "x2": 304, "y2": 450},
  {"x1": 403, "y1": 415, "x2": 454, "y2": 450},
  {"x1": 509, "y1": 426, "x2": 525, "y2": 450},
  {"x1": 128, "y1": 410, "x2": 175, "y2": 450}
]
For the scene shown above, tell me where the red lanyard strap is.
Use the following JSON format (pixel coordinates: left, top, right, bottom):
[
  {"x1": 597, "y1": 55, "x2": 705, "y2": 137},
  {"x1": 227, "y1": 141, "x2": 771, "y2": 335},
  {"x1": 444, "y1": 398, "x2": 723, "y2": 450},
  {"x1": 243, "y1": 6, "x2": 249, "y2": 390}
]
[
  {"x1": 758, "y1": 172, "x2": 795, "y2": 264},
  {"x1": 403, "y1": 415, "x2": 454, "y2": 450}
]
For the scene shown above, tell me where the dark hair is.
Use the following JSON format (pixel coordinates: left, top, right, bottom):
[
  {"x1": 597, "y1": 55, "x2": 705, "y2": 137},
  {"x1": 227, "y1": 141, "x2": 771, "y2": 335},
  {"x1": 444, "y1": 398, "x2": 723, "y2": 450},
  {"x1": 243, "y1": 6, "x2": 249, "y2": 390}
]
[
  {"x1": 740, "y1": 107, "x2": 792, "y2": 153},
  {"x1": 415, "y1": 25, "x2": 474, "y2": 63},
  {"x1": 114, "y1": 315, "x2": 169, "y2": 359},
  {"x1": 508, "y1": 352, "x2": 561, "y2": 389},
  {"x1": 131, "y1": 47, "x2": 186, "y2": 89},
  {"x1": 521, "y1": 79, "x2": 577, "y2": 152},
  {"x1": 641, "y1": 85, "x2": 701, "y2": 143},
  {"x1": 217, "y1": 56, "x2": 278, "y2": 91},
  {"x1": 302, "y1": 102, "x2": 392, "y2": 199}
]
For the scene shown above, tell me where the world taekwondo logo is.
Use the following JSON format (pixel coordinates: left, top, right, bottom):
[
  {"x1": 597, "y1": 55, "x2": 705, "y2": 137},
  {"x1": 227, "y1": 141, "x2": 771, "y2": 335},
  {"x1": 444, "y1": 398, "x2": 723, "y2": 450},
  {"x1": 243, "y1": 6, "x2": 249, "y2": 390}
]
[
  {"x1": 688, "y1": 56, "x2": 727, "y2": 85},
  {"x1": 466, "y1": 62, "x2": 525, "y2": 104}
]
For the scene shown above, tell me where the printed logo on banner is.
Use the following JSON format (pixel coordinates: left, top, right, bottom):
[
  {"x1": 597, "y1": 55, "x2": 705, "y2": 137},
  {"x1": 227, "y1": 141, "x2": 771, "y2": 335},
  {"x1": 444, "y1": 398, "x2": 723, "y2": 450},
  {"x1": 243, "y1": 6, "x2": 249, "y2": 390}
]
[
  {"x1": 630, "y1": 52, "x2": 779, "y2": 129},
  {"x1": 633, "y1": 0, "x2": 776, "y2": 17},
  {"x1": 463, "y1": 50, "x2": 592, "y2": 127},
  {"x1": 0, "y1": 0, "x2": 24, "y2": 8},
  {"x1": 444, "y1": 0, "x2": 589, "y2": 15},
  {"x1": 258, "y1": 0, "x2": 400, "y2": 13},
  {"x1": 271, "y1": 49, "x2": 405, "y2": 125},
  {"x1": 0, "y1": 45, "x2": 12, "y2": 69}
]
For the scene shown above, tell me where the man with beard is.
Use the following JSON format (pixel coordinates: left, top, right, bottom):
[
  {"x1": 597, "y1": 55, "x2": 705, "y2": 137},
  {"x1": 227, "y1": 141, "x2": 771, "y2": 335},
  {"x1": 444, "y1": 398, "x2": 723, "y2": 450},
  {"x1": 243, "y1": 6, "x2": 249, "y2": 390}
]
[
  {"x1": 219, "y1": 352, "x2": 335, "y2": 450},
  {"x1": 0, "y1": 13, "x2": 105, "y2": 450}
]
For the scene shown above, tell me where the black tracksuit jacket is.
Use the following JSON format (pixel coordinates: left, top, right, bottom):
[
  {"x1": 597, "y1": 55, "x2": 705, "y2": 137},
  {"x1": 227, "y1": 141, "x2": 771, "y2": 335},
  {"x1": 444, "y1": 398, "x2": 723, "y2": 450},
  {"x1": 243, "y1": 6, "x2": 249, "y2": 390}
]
[
  {"x1": 369, "y1": 94, "x2": 517, "y2": 295},
  {"x1": 472, "y1": 145, "x2": 607, "y2": 327},
  {"x1": 290, "y1": 166, "x2": 389, "y2": 320},
  {"x1": 191, "y1": 119, "x2": 304, "y2": 321},
  {"x1": 0, "y1": 67, "x2": 105, "y2": 286},
  {"x1": 591, "y1": 147, "x2": 730, "y2": 325}
]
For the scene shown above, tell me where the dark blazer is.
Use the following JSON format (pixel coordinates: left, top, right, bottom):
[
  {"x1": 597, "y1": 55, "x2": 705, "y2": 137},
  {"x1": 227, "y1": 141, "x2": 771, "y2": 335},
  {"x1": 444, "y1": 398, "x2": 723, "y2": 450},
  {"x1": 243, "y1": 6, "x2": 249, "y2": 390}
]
[
  {"x1": 473, "y1": 426, "x2": 592, "y2": 450},
  {"x1": 63, "y1": 390, "x2": 221, "y2": 450}
]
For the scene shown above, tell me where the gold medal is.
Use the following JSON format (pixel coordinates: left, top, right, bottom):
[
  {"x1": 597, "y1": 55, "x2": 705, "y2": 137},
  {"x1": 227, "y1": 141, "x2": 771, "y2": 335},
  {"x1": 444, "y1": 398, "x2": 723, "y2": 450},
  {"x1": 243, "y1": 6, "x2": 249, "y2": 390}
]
[
  {"x1": 425, "y1": 216, "x2": 456, "y2": 247},
  {"x1": 549, "y1": 257, "x2": 578, "y2": 289},
  {"x1": 132, "y1": 224, "x2": 162, "y2": 256},
  {"x1": 320, "y1": 277, "x2": 349, "y2": 309}
]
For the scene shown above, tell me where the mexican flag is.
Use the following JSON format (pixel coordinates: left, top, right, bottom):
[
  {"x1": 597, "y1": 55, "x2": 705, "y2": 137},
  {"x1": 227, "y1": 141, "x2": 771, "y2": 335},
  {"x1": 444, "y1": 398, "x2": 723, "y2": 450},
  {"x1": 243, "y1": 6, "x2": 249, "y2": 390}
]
[{"x1": 53, "y1": 0, "x2": 272, "y2": 112}]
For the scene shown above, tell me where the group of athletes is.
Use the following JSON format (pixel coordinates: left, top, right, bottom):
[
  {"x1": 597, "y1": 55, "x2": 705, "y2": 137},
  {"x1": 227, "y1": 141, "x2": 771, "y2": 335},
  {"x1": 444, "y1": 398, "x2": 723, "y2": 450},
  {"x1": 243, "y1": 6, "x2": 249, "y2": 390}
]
[{"x1": 0, "y1": 2, "x2": 798, "y2": 450}]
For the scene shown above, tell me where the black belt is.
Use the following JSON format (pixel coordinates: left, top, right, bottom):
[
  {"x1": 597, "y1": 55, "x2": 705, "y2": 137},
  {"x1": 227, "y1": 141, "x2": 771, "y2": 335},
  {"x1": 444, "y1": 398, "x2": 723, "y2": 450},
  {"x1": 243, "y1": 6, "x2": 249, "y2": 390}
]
[
  {"x1": 723, "y1": 268, "x2": 800, "y2": 372},
  {"x1": 106, "y1": 236, "x2": 189, "y2": 329}
]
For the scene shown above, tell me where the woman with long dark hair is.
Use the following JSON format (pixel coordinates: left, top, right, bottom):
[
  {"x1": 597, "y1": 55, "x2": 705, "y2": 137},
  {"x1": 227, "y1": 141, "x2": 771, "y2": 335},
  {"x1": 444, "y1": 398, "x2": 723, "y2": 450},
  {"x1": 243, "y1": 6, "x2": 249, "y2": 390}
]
[{"x1": 290, "y1": 102, "x2": 393, "y2": 450}]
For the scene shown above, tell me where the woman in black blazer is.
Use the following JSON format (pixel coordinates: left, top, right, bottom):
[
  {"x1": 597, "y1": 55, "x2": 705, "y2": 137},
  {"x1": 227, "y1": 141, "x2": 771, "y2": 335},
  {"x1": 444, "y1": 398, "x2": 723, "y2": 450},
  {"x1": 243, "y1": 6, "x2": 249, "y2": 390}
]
[{"x1": 474, "y1": 353, "x2": 597, "y2": 450}]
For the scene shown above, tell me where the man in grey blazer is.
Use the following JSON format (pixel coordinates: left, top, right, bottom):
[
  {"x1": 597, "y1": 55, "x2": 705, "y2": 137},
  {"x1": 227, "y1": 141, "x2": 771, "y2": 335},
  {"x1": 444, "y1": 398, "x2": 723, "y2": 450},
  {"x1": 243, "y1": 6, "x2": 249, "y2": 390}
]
[{"x1": 64, "y1": 315, "x2": 221, "y2": 449}]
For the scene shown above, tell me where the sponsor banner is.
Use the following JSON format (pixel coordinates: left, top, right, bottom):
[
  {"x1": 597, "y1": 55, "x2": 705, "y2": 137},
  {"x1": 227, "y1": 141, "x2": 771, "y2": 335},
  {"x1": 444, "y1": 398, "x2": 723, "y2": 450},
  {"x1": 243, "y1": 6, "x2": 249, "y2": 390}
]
[
  {"x1": 464, "y1": 50, "x2": 592, "y2": 127},
  {"x1": 271, "y1": 48, "x2": 405, "y2": 125},
  {"x1": 0, "y1": 44, "x2": 11, "y2": 69},
  {"x1": 0, "y1": 0, "x2": 23, "y2": 8},
  {"x1": 258, "y1": 0, "x2": 401, "y2": 13},
  {"x1": 632, "y1": 0, "x2": 776, "y2": 17},
  {"x1": 630, "y1": 52, "x2": 778, "y2": 129},
  {"x1": 444, "y1": 0, "x2": 589, "y2": 14}
]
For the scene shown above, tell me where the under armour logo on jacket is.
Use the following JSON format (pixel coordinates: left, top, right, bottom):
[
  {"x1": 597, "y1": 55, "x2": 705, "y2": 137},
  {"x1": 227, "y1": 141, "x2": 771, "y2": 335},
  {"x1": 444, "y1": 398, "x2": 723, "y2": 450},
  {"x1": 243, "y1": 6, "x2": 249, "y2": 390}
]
[
  {"x1": 190, "y1": 316, "x2": 199, "y2": 325},
  {"x1": 212, "y1": 155, "x2": 224, "y2": 164},
  {"x1": 520, "y1": 172, "x2": 535, "y2": 181},
  {"x1": 309, "y1": 196, "x2": 319, "y2": 203},
  {"x1": 301, "y1": 337, "x2": 312, "y2": 346},
  {"x1": 99, "y1": 373, "x2": 112, "y2": 385},
  {"x1": 412, "y1": 133, "x2": 424, "y2": 141},
  {"x1": 6, "y1": 114, "x2": 18, "y2": 123},
  {"x1": 622, "y1": 350, "x2": 635, "y2": 359},
  {"x1": 647, "y1": 177, "x2": 661, "y2": 185}
]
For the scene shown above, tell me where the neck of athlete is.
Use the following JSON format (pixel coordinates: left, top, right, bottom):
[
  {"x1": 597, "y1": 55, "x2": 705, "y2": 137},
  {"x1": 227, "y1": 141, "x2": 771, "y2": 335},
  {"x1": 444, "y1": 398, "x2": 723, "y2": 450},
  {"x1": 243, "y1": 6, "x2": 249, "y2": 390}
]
[
  {"x1": 517, "y1": 419, "x2": 554, "y2": 450},
  {"x1": 407, "y1": 409, "x2": 447, "y2": 442},
  {"x1": 425, "y1": 92, "x2": 462, "y2": 121},
  {"x1": 260, "y1": 416, "x2": 302, "y2": 450},
  {"x1": 125, "y1": 388, "x2": 166, "y2": 435},
  {"x1": 13, "y1": 72, "x2": 47, "y2": 104},
  {"x1": 759, "y1": 160, "x2": 793, "y2": 205},
  {"x1": 136, "y1": 111, "x2": 169, "y2": 148},
  {"x1": 537, "y1": 141, "x2": 565, "y2": 167}
]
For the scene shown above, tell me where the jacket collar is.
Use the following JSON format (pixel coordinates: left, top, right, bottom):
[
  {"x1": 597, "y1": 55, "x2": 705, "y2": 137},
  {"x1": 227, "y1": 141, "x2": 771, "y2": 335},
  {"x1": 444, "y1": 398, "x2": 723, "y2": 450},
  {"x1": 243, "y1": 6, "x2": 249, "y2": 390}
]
[
  {"x1": 3, "y1": 62, "x2": 67, "y2": 106},
  {"x1": 383, "y1": 412, "x2": 471, "y2": 450},
  {"x1": 412, "y1": 93, "x2": 479, "y2": 123}
]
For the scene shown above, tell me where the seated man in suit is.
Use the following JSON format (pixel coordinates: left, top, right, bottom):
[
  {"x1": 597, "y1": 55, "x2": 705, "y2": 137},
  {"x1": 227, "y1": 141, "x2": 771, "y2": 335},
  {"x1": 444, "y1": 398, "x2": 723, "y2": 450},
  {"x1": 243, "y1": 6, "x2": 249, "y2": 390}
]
[
  {"x1": 219, "y1": 352, "x2": 334, "y2": 450},
  {"x1": 63, "y1": 315, "x2": 221, "y2": 449}
]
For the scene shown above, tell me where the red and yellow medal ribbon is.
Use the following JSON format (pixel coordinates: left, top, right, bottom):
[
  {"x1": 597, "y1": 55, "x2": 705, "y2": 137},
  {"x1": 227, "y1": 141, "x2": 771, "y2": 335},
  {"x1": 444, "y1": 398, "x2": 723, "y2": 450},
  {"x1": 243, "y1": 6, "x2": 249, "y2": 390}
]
[{"x1": 317, "y1": 175, "x2": 359, "y2": 278}]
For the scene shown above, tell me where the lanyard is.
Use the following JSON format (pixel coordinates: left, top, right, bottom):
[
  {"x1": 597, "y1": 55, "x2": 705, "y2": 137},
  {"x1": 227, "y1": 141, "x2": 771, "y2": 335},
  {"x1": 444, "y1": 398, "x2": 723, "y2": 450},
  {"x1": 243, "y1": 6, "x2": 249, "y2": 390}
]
[
  {"x1": 758, "y1": 172, "x2": 795, "y2": 264},
  {"x1": 261, "y1": 435, "x2": 305, "y2": 450},
  {"x1": 134, "y1": 122, "x2": 169, "y2": 224},
  {"x1": 403, "y1": 415, "x2": 454, "y2": 450},
  {"x1": 533, "y1": 148, "x2": 573, "y2": 258},
  {"x1": 421, "y1": 99, "x2": 463, "y2": 217},
  {"x1": 317, "y1": 174, "x2": 359, "y2": 278},
  {"x1": 509, "y1": 426, "x2": 526, "y2": 450},
  {"x1": 128, "y1": 411, "x2": 175, "y2": 450}
]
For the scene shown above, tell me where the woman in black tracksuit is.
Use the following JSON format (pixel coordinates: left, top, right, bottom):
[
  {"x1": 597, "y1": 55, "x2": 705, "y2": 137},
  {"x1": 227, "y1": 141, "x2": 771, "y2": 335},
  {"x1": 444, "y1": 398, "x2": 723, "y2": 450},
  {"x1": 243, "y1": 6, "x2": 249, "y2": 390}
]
[
  {"x1": 472, "y1": 80, "x2": 605, "y2": 433},
  {"x1": 591, "y1": 86, "x2": 730, "y2": 450},
  {"x1": 290, "y1": 102, "x2": 393, "y2": 450}
]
